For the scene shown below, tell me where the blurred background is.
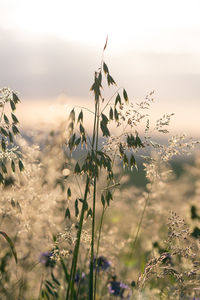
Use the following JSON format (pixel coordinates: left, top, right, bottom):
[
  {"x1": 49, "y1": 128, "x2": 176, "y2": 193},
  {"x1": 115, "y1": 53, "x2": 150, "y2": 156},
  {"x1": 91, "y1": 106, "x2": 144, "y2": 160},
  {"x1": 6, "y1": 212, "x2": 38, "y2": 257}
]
[{"x1": 0, "y1": 0, "x2": 200, "y2": 136}]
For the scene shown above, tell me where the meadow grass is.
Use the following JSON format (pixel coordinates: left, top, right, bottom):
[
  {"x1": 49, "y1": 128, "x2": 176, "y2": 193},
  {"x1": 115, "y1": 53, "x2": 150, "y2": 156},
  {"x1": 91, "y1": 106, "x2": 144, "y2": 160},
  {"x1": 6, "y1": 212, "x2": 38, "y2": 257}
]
[{"x1": 0, "y1": 44, "x2": 200, "y2": 300}]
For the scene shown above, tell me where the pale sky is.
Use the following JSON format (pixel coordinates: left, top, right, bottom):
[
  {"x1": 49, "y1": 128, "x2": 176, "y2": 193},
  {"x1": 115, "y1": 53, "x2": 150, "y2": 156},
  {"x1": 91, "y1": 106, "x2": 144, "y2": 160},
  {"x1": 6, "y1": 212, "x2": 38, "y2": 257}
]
[
  {"x1": 0, "y1": 0, "x2": 200, "y2": 136},
  {"x1": 1, "y1": 0, "x2": 200, "y2": 52}
]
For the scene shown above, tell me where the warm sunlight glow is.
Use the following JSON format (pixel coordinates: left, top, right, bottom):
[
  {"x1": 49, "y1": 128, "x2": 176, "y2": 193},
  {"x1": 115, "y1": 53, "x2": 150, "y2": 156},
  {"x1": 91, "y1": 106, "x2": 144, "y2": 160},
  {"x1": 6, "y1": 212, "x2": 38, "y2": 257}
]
[
  {"x1": 1, "y1": 0, "x2": 200, "y2": 137},
  {"x1": 1, "y1": 0, "x2": 200, "y2": 52}
]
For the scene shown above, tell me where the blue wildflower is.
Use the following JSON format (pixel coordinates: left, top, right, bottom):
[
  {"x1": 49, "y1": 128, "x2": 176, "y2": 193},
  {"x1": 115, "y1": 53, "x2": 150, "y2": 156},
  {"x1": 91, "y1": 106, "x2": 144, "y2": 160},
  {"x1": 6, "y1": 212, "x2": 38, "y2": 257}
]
[
  {"x1": 39, "y1": 251, "x2": 55, "y2": 268},
  {"x1": 108, "y1": 276, "x2": 129, "y2": 299},
  {"x1": 94, "y1": 256, "x2": 111, "y2": 271},
  {"x1": 74, "y1": 271, "x2": 85, "y2": 284}
]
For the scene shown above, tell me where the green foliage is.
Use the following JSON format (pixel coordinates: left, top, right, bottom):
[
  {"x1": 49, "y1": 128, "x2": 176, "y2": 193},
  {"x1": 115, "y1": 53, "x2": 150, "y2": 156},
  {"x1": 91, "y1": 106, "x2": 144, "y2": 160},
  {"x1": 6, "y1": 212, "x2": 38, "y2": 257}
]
[
  {"x1": 0, "y1": 88, "x2": 23, "y2": 298},
  {"x1": 40, "y1": 272, "x2": 60, "y2": 299},
  {"x1": 0, "y1": 88, "x2": 23, "y2": 184}
]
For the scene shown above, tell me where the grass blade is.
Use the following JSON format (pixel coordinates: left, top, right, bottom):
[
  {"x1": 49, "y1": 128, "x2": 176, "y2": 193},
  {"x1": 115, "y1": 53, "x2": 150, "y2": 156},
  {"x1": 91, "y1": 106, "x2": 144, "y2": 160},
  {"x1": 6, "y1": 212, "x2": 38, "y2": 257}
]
[{"x1": 0, "y1": 231, "x2": 17, "y2": 263}]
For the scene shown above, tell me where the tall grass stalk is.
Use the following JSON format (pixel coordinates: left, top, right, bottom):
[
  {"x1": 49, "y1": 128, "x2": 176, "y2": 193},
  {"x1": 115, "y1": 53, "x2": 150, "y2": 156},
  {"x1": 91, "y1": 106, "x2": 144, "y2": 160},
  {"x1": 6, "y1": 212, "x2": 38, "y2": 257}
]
[
  {"x1": 67, "y1": 91, "x2": 100, "y2": 299},
  {"x1": 89, "y1": 99, "x2": 100, "y2": 299},
  {"x1": 66, "y1": 176, "x2": 90, "y2": 299},
  {"x1": 64, "y1": 39, "x2": 145, "y2": 299},
  {"x1": 129, "y1": 190, "x2": 150, "y2": 259}
]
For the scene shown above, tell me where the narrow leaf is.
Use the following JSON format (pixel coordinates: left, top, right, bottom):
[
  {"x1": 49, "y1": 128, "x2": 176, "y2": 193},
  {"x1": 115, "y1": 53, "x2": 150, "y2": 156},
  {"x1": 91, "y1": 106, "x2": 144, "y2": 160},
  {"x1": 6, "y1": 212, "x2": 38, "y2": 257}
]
[
  {"x1": 115, "y1": 93, "x2": 121, "y2": 106},
  {"x1": 18, "y1": 159, "x2": 24, "y2": 172},
  {"x1": 98, "y1": 71, "x2": 102, "y2": 86},
  {"x1": 11, "y1": 160, "x2": 15, "y2": 172},
  {"x1": 100, "y1": 120, "x2": 110, "y2": 137},
  {"x1": 43, "y1": 290, "x2": 50, "y2": 300},
  {"x1": 68, "y1": 133, "x2": 76, "y2": 151},
  {"x1": 79, "y1": 123, "x2": 85, "y2": 135},
  {"x1": 123, "y1": 89, "x2": 129, "y2": 104},
  {"x1": 136, "y1": 134, "x2": 144, "y2": 148},
  {"x1": 114, "y1": 108, "x2": 119, "y2": 122},
  {"x1": 0, "y1": 172, "x2": 4, "y2": 183},
  {"x1": 65, "y1": 208, "x2": 71, "y2": 219},
  {"x1": 12, "y1": 125, "x2": 20, "y2": 135},
  {"x1": 106, "y1": 190, "x2": 112, "y2": 206},
  {"x1": 123, "y1": 154, "x2": 129, "y2": 166},
  {"x1": 1, "y1": 162, "x2": 7, "y2": 174},
  {"x1": 83, "y1": 200, "x2": 88, "y2": 211},
  {"x1": 130, "y1": 154, "x2": 136, "y2": 169},
  {"x1": 74, "y1": 162, "x2": 81, "y2": 174},
  {"x1": 10, "y1": 100, "x2": 16, "y2": 111},
  {"x1": 75, "y1": 199, "x2": 79, "y2": 217},
  {"x1": 9, "y1": 131, "x2": 13, "y2": 143},
  {"x1": 45, "y1": 283, "x2": 56, "y2": 297},
  {"x1": 0, "y1": 231, "x2": 17, "y2": 263},
  {"x1": 67, "y1": 187, "x2": 71, "y2": 198},
  {"x1": 107, "y1": 74, "x2": 116, "y2": 86},
  {"x1": 51, "y1": 271, "x2": 60, "y2": 286},
  {"x1": 3, "y1": 114, "x2": 9, "y2": 124},
  {"x1": 0, "y1": 127, "x2": 8, "y2": 137},
  {"x1": 127, "y1": 134, "x2": 136, "y2": 148},
  {"x1": 11, "y1": 113, "x2": 19, "y2": 124},
  {"x1": 103, "y1": 62, "x2": 109, "y2": 75},
  {"x1": 101, "y1": 194, "x2": 105, "y2": 207},
  {"x1": 46, "y1": 280, "x2": 55, "y2": 289},
  {"x1": 12, "y1": 92, "x2": 20, "y2": 104},
  {"x1": 109, "y1": 107, "x2": 113, "y2": 120},
  {"x1": 77, "y1": 110, "x2": 83, "y2": 123},
  {"x1": 1, "y1": 138, "x2": 6, "y2": 151},
  {"x1": 119, "y1": 143, "x2": 124, "y2": 157},
  {"x1": 69, "y1": 109, "x2": 75, "y2": 122},
  {"x1": 87, "y1": 208, "x2": 93, "y2": 218},
  {"x1": 101, "y1": 113, "x2": 109, "y2": 124}
]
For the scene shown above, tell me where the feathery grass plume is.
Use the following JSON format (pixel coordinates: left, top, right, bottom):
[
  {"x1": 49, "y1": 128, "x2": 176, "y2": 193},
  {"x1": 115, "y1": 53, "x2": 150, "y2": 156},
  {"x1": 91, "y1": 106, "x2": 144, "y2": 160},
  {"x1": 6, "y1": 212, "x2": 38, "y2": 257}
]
[{"x1": 136, "y1": 211, "x2": 200, "y2": 299}]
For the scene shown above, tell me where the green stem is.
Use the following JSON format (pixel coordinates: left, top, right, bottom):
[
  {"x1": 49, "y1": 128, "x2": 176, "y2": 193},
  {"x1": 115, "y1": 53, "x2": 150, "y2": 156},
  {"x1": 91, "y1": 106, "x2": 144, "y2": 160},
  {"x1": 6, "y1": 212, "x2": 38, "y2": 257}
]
[
  {"x1": 37, "y1": 273, "x2": 44, "y2": 300},
  {"x1": 60, "y1": 258, "x2": 70, "y2": 283},
  {"x1": 101, "y1": 87, "x2": 122, "y2": 114},
  {"x1": 128, "y1": 188, "x2": 150, "y2": 260},
  {"x1": 94, "y1": 205, "x2": 106, "y2": 297},
  {"x1": 89, "y1": 174, "x2": 96, "y2": 300},
  {"x1": 94, "y1": 145, "x2": 120, "y2": 299},
  {"x1": 66, "y1": 176, "x2": 90, "y2": 300},
  {"x1": 89, "y1": 99, "x2": 100, "y2": 300},
  {"x1": 91, "y1": 100, "x2": 98, "y2": 148}
]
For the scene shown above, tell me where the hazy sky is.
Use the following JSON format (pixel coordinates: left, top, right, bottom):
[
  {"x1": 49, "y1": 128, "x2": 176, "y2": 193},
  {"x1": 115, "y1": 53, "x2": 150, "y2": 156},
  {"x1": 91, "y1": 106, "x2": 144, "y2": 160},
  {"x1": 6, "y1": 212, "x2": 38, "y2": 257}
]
[{"x1": 0, "y1": 0, "x2": 200, "y2": 135}]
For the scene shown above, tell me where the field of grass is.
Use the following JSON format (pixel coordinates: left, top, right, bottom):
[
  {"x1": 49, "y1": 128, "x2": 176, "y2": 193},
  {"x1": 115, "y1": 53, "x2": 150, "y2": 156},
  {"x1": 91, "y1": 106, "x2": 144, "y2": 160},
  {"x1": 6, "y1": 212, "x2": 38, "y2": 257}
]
[{"x1": 0, "y1": 48, "x2": 200, "y2": 300}]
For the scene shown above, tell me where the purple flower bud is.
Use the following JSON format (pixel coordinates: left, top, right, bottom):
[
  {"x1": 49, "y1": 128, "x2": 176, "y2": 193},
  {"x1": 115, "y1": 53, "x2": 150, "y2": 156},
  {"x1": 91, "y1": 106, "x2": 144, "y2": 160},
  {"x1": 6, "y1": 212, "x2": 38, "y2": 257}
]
[
  {"x1": 39, "y1": 251, "x2": 55, "y2": 268},
  {"x1": 94, "y1": 256, "x2": 111, "y2": 271},
  {"x1": 108, "y1": 276, "x2": 129, "y2": 299},
  {"x1": 74, "y1": 272, "x2": 85, "y2": 284}
]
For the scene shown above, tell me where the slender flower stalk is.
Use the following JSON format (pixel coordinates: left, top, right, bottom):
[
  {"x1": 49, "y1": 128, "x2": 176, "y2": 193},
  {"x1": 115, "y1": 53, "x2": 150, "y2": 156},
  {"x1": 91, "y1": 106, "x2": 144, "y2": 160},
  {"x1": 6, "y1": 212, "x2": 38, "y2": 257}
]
[
  {"x1": 66, "y1": 176, "x2": 90, "y2": 300},
  {"x1": 89, "y1": 98, "x2": 100, "y2": 300}
]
